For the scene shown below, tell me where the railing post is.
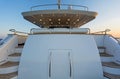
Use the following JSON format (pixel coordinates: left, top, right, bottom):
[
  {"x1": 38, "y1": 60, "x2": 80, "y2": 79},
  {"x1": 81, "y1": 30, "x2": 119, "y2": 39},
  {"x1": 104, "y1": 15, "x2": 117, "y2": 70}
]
[
  {"x1": 30, "y1": 4, "x2": 88, "y2": 11},
  {"x1": 105, "y1": 29, "x2": 111, "y2": 35},
  {"x1": 58, "y1": 0, "x2": 61, "y2": 9}
]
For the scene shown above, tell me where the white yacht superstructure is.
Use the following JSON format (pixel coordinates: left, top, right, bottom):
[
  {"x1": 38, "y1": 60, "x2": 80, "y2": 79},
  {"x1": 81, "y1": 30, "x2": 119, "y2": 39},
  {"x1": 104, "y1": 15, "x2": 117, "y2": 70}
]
[{"x1": 0, "y1": 1, "x2": 120, "y2": 79}]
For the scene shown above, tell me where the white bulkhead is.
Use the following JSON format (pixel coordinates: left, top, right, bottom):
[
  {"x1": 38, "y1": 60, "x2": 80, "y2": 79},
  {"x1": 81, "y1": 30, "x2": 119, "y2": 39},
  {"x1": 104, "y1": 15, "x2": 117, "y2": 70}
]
[{"x1": 18, "y1": 34, "x2": 104, "y2": 79}]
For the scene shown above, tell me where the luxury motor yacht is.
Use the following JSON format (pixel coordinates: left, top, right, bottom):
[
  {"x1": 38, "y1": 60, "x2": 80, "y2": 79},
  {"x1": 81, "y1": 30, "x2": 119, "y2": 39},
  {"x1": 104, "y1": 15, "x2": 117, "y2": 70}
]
[{"x1": 0, "y1": 0, "x2": 120, "y2": 79}]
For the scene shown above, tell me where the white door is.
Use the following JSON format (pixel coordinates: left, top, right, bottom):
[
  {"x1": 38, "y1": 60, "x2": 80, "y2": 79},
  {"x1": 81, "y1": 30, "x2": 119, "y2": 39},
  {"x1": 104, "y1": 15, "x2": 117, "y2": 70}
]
[{"x1": 49, "y1": 50, "x2": 72, "y2": 79}]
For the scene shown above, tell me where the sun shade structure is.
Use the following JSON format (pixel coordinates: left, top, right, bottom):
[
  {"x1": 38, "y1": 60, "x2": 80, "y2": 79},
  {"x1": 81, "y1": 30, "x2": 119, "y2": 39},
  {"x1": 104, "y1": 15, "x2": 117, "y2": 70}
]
[{"x1": 22, "y1": 4, "x2": 97, "y2": 28}]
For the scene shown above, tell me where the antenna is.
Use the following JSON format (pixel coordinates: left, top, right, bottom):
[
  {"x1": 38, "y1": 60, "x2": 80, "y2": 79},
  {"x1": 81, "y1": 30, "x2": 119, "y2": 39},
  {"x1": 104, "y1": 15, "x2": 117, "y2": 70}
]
[{"x1": 58, "y1": 0, "x2": 61, "y2": 9}]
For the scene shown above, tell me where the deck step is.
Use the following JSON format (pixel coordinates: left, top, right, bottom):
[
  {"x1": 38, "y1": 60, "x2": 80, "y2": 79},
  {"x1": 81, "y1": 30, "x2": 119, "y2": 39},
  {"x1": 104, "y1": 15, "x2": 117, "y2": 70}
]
[
  {"x1": 0, "y1": 62, "x2": 19, "y2": 68},
  {"x1": 102, "y1": 62, "x2": 120, "y2": 75},
  {"x1": 98, "y1": 46, "x2": 106, "y2": 49},
  {"x1": 100, "y1": 53, "x2": 113, "y2": 57},
  {"x1": 104, "y1": 72, "x2": 120, "y2": 79},
  {"x1": 0, "y1": 72, "x2": 17, "y2": 79},
  {"x1": 9, "y1": 53, "x2": 21, "y2": 57},
  {"x1": 15, "y1": 48, "x2": 23, "y2": 53},
  {"x1": 14, "y1": 44, "x2": 24, "y2": 53},
  {"x1": 0, "y1": 62, "x2": 19, "y2": 74},
  {"x1": 98, "y1": 46, "x2": 106, "y2": 53},
  {"x1": 16, "y1": 44, "x2": 24, "y2": 48},
  {"x1": 100, "y1": 53, "x2": 113, "y2": 62},
  {"x1": 8, "y1": 55, "x2": 21, "y2": 62},
  {"x1": 102, "y1": 62, "x2": 120, "y2": 68},
  {"x1": 8, "y1": 53, "x2": 21, "y2": 62}
]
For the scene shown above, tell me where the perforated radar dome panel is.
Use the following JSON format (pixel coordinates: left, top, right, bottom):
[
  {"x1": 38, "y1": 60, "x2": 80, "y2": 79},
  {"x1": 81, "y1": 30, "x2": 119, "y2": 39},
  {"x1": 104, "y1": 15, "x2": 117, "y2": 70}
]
[{"x1": 22, "y1": 10, "x2": 97, "y2": 28}]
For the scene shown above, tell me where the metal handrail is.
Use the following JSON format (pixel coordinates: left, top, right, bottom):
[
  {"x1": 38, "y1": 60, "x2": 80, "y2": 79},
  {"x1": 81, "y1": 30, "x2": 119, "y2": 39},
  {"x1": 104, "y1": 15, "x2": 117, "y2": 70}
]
[
  {"x1": 87, "y1": 28, "x2": 90, "y2": 34},
  {"x1": 30, "y1": 4, "x2": 88, "y2": 11},
  {"x1": 117, "y1": 39, "x2": 120, "y2": 44},
  {"x1": 9, "y1": 29, "x2": 29, "y2": 35},
  {"x1": 109, "y1": 35, "x2": 120, "y2": 44},
  {"x1": 115, "y1": 37, "x2": 120, "y2": 39},
  {"x1": 91, "y1": 29, "x2": 111, "y2": 35}
]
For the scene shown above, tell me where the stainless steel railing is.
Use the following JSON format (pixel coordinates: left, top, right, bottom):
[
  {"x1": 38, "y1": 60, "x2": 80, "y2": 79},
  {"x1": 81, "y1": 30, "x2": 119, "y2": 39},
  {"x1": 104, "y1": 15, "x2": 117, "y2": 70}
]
[
  {"x1": 91, "y1": 29, "x2": 111, "y2": 35},
  {"x1": 9, "y1": 29, "x2": 29, "y2": 35},
  {"x1": 30, "y1": 4, "x2": 88, "y2": 11},
  {"x1": 109, "y1": 35, "x2": 120, "y2": 45}
]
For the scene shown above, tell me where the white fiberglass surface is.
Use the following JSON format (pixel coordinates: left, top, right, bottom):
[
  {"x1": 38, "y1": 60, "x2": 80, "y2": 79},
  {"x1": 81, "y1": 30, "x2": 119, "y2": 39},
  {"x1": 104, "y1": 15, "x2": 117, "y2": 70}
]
[
  {"x1": 18, "y1": 34, "x2": 104, "y2": 79},
  {"x1": 104, "y1": 36, "x2": 120, "y2": 64},
  {"x1": 0, "y1": 35, "x2": 18, "y2": 64},
  {"x1": 50, "y1": 51, "x2": 70, "y2": 79}
]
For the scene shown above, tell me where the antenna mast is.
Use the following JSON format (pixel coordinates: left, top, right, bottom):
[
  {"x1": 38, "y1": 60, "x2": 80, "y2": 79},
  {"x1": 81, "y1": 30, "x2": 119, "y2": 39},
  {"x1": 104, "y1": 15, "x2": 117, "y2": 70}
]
[{"x1": 58, "y1": 0, "x2": 61, "y2": 9}]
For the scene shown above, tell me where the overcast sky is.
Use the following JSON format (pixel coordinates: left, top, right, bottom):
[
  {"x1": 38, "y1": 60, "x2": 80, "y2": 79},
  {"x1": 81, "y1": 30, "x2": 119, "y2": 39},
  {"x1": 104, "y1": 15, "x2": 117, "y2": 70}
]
[{"x1": 0, "y1": 0, "x2": 120, "y2": 38}]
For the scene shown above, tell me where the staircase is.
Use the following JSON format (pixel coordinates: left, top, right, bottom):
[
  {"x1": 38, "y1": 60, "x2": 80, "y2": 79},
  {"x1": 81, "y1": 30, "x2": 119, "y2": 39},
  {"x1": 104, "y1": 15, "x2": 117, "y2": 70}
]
[
  {"x1": 0, "y1": 45, "x2": 120, "y2": 79},
  {"x1": 98, "y1": 47, "x2": 120, "y2": 79},
  {"x1": 0, "y1": 44, "x2": 23, "y2": 79}
]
